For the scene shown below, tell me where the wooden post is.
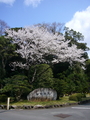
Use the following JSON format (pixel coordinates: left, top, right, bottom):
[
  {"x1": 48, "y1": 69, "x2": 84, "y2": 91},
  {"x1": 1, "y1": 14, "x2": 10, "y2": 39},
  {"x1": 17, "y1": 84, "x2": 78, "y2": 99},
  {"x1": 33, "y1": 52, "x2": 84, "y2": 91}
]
[{"x1": 7, "y1": 97, "x2": 10, "y2": 110}]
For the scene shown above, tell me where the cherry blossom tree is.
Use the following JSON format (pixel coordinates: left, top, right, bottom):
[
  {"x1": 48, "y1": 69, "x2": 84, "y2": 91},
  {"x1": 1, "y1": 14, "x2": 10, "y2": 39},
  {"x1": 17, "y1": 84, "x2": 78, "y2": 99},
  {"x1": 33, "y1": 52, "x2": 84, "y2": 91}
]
[{"x1": 5, "y1": 26, "x2": 85, "y2": 70}]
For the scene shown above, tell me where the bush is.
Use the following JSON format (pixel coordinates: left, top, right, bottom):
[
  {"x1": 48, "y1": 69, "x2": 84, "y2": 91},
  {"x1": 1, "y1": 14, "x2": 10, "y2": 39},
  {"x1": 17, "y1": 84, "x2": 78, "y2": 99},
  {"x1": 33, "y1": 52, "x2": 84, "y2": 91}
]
[
  {"x1": 76, "y1": 93, "x2": 82, "y2": 101},
  {"x1": 69, "y1": 93, "x2": 86, "y2": 101},
  {"x1": 69, "y1": 94, "x2": 78, "y2": 101},
  {"x1": 0, "y1": 94, "x2": 7, "y2": 102}
]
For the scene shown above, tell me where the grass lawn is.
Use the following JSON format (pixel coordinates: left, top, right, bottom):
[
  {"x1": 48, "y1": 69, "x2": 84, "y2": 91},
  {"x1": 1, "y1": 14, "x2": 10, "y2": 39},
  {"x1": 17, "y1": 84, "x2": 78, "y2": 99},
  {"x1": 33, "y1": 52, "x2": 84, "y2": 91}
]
[
  {"x1": 7, "y1": 96, "x2": 77, "y2": 106},
  {"x1": 1, "y1": 94, "x2": 90, "y2": 106}
]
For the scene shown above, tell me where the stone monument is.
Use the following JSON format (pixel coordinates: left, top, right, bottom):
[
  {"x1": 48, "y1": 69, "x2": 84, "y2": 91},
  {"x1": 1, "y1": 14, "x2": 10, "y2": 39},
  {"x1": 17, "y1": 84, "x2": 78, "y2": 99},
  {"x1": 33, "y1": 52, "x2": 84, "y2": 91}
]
[{"x1": 27, "y1": 88, "x2": 57, "y2": 100}]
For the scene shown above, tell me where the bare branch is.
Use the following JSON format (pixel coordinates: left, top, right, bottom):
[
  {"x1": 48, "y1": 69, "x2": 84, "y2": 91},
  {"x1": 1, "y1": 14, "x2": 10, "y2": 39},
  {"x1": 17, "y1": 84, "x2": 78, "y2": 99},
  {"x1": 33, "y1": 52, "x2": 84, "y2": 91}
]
[{"x1": 0, "y1": 19, "x2": 10, "y2": 36}]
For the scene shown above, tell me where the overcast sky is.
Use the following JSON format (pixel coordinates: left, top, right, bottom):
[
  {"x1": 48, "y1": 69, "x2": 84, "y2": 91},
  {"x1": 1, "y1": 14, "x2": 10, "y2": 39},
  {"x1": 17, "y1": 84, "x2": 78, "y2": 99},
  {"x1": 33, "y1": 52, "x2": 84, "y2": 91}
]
[{"x1": 0, "y1": 0, "x2": 90, "y2": 57}]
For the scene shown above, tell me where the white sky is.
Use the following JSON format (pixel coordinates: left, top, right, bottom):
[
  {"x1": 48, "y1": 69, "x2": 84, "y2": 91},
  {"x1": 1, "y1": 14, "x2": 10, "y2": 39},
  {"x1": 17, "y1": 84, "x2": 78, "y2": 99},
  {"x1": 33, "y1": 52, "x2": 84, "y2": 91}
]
[{"x1": 65, "y1": 6, "x2": 90, "y2": 57}]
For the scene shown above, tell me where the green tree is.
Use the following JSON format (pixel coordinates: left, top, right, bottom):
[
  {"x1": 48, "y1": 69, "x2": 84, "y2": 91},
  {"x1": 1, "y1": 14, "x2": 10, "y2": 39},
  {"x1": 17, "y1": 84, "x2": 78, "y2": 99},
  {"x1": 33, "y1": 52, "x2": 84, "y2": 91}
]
[
  {"x1": 28, "y1": 64, "x2": 54, "y2": 89},
  {"x1": 85, "y1": 59, "x2": 90, "y2": 92},
  {"x1": 1, "y1": 75, "x2": 31, "y2": 101},
  {"x1": 85, "y1": 59, "x2": 90, "y2": 79},
  {"x1": 53, "y1": 78, "x2": 68, "y2": 99},
  {"x1": 66, "y1": 63, "x2": 89, "y2": 93},
  {"x1": 64, "y1": 27, "x2": 89, "y2": 58},
  {"x1": 0, "y1": 36, "x2": 17, "y2": 89},
  {"x1": 64, "y1": 27, "x2": 84, "y2": 42},
  {"x1": 65, "y1": 74, "x2": 76, "y2": 95},
  {"x1": 53, "y1": 62, "x2": 70, "y2": 78}
]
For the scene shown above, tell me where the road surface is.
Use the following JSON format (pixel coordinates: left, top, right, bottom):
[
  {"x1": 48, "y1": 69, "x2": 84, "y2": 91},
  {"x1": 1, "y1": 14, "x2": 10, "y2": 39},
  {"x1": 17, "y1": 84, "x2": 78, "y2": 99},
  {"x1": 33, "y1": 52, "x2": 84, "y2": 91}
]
[{"x1": 0, "y1": 103, "x2": 90, "y2": 120}]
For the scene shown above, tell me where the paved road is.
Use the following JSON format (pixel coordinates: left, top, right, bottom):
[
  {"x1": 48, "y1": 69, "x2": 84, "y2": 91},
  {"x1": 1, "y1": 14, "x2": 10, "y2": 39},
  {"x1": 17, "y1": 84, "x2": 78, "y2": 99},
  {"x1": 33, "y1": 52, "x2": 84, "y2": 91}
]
[{"x1": 0, "y1": 103, "x2": 90, "y2": 120}]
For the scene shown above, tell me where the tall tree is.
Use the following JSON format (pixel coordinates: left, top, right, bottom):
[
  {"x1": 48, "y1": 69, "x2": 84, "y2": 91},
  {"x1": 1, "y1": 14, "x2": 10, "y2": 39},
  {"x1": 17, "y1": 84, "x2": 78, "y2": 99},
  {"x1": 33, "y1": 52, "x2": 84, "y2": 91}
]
[
  {"x1": 29, "y1": 64, "x2": 54, "y2": 89},
  {"x1": 85, "y1": 59, "x2": 90, "y2": 79},
  {"x1": 5, "y1": 26, "x2": 86, "y2": 83},
  {"x1": 0, "y1": 36, "x2": 17, "y2": 89},
  {"x1": 64, "y1": 27, "x2": 84, "y2": 42},
  {"x1": 85, "y1": 59, "x2": 90, "y2": 91},
  {"x1": 64, "y1": 27, "x2": 89, "y2": 58},
  {"x1": 66, "y1": 63, "x2": 89, "y2": 93}
]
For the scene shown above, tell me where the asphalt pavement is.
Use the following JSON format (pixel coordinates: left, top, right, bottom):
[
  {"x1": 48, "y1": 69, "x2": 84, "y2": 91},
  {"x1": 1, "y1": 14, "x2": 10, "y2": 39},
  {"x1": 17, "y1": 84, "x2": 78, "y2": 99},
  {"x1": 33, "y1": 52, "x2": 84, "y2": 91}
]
[{"x1": 0, "y1": 103, "x2": 90, "y2": 120}]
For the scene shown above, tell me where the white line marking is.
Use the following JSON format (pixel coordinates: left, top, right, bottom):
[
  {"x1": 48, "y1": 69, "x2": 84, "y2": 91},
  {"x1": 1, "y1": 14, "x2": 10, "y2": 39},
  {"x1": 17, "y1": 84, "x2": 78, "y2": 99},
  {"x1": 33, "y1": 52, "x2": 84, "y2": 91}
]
[{"x1": 72, "y1": 107, "x2": 90, "y2": 109}]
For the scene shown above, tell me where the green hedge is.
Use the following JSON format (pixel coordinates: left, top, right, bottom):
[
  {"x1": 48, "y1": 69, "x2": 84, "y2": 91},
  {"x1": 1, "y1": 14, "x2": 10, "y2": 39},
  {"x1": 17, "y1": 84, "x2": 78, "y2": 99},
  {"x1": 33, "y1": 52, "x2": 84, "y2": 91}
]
[{"x1": 69, "y1": 93, "x2": 86, "y2": 101}]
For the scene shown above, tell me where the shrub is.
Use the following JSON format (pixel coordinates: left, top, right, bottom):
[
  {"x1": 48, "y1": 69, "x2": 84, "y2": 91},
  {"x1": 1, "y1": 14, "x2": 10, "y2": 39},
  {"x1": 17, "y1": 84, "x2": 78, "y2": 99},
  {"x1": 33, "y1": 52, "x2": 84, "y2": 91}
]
[
  {"x1": 69, "y1": 94, "x2": 78, "y2": 101},
  {"x1": 76, "y1": 93, "x2": 82, "y2": 101},
  {"x1": 69, "y1": 93, "x2": 86, "y2": 101}
]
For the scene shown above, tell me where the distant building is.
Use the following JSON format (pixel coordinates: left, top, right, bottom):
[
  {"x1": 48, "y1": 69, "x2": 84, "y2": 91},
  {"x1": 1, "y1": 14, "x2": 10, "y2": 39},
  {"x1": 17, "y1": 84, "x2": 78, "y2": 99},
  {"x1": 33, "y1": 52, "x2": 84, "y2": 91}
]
[{"x1": 27, "y1": 88, "x2": 57, "y2": 100}]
